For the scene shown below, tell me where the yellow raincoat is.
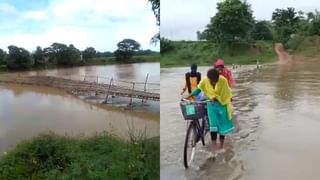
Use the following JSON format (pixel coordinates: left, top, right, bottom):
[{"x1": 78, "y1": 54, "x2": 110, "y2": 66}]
[{"x1": 197, "y1": 75, "x2": 233, "y2": 120}]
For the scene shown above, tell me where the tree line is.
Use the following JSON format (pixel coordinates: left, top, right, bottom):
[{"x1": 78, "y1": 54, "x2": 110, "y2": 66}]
[
  {"x1": 0, "y1": 39, "x2": 158, "y2": 70},
  {"x1": 161, "y1": 0, "x2": 320, "y2": 52}
]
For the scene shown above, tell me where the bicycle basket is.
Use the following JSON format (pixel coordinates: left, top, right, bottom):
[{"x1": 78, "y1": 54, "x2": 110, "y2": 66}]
[{"x1": 180, "y1": 101, "x2": 206, "y2": 120}]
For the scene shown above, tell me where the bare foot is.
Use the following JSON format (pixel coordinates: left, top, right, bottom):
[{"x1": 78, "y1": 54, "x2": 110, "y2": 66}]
[
  {"x1": 216, "y1": 148, "x2": 226, "y2": 154},
  {"x1": 212, "y1": 142, "x2": 220, "y2": 153}
]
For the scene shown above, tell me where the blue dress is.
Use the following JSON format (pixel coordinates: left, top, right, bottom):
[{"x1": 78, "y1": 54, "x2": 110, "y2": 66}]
[
  {"x1": 206, "y1": 101, "x2": 234, "y2": 135},
  {"x1": 192, "y1": 88, "x2": 234, "y2": 135}
]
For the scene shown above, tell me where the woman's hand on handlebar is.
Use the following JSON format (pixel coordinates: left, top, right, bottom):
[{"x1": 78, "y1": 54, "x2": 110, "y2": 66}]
[{"x1": 182, "y1": 94, "x2": 192, "y2": 100}]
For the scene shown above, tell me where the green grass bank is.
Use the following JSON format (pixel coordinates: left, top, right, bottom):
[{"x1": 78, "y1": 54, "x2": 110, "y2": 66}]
[
  {"x1": 161, "y1": 36, "x2": 320, "y2": 68},
  {"x1": 0, "y1": 133, "x2": 159, "y2": 180},
  {"x1": 160, "y1": 40, "x2": 276, "y2": 68}
]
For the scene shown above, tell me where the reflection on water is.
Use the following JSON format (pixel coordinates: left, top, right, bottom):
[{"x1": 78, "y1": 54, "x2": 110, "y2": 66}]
[
  {"x1": 0, "y1": 84, "x2": 159, "y2": 154},
  {"x1": 161, "y1": 62, "x2": 320, "y2": 180},
  {"x1": 24, "y1": 63, "x2": 160, "y2": 83},
  {"x1": 0, "y1": 63, "x2": 160, "y2": 154}
]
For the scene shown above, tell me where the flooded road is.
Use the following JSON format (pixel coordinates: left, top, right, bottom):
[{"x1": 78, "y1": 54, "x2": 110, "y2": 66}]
[
  {"x1": 0, "y1": 63, "x2": 159, "y2": 154},
  {"x1": 160, "y1": 62, "x2": 320, "y2": 180},
  {"x1": 243, "y1": 62, "x2": 320, "y2": 180}
]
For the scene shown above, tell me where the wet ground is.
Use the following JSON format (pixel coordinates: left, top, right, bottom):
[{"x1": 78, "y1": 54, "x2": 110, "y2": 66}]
[{"x1": 160, "y1": 62, "x2": 320, "y2": 180}]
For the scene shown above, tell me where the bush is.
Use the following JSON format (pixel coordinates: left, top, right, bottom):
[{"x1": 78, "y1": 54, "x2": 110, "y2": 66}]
[
  {"x1": 285, "y1": 35, "x2": 304, "y2": 50},
  {"x1": 251, "y1": 21, "x2": 273, "y2": 40},
  {"x1": 6, "y1": 45, "x2": 34, "y2": 69},
  {"x1": 160, "y1": 38, "x2": 175, "y2": 53}
]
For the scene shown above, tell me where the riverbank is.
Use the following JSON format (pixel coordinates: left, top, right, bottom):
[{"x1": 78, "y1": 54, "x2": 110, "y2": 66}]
[
  {"x1": 161, "y1": 36, "x2": 320, "y2": 68},
  {"x1": 0, "y1": 133, "x2": 159, "y2": 179},
  {"x1": 161, "y1": 41, "x2": 276, "y2": 68},
  {"x1": 0, "y1": 54, "x2": 160, "y2": 73}
]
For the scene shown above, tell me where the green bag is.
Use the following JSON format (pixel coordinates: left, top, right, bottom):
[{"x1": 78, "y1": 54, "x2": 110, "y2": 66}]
[
  {"x1": 180, "y1": 102, "x2": 205, "y2": 120},
  {"x1": 185, "y1": 104, "x2": 195, "y2": 115}
]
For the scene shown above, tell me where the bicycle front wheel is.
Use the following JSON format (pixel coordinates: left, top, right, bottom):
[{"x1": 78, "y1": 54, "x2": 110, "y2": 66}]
[{"x1": 184, "y1": 122, "x2": 197, "y2": 168}]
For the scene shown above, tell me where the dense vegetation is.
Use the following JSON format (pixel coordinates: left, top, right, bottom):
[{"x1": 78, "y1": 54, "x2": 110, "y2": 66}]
[
  {"x1": 148, "y1": 0, "x2": 160, "y2": 43},
  {"x1": 161, "y1": 0, "x2": 320, "y2": 67},
  {"x1": 0, "y1": 39, "x2": 159, "y2": 71},
  {"x1": 0, "y1": 133, "x2": 160, "y2": 180},
  {"x1": 198, "y1": 0, "x2": 320, "y2": 48}
]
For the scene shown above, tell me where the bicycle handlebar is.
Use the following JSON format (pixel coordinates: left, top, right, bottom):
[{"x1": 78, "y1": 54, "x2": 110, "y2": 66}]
[{"x1": 180, "y1": 98, "x2": 211, "y2": 104}]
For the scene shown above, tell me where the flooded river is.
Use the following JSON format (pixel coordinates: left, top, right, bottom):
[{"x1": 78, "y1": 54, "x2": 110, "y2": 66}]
[
  {"x1": 25, "y1": 62, "x2": 160, "y2": 83},
  {"x1": 0, "y1": 63, "x2": 159, "y2": 154},
  {"x1": 160, "y1": 62, "x2": 320, "y2": 180}
]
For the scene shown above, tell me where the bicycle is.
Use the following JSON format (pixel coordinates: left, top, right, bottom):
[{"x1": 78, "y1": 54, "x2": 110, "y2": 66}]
[{"x1": 180, "y1": 98, "x2": 210, "y2": 168}]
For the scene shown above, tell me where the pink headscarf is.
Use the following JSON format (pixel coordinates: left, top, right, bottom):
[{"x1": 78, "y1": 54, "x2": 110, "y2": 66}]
[
  {"x1": 213, "y1": 59, "x2": 236, "y2": 88},
  {"x1": 214, "y1": 59, "x2": 225, "y2": 67}
]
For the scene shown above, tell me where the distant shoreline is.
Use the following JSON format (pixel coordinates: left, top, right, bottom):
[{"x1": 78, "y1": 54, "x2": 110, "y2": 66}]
[{"x1": 0, "y1": 55, "x2": 160, "y2": 73}]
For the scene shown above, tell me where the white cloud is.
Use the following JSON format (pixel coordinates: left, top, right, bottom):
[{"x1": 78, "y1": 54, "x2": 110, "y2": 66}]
[
  {"x1": 0, "y1": 0, "x2": 159, "y2": 52},
  {"x1": 0, "y1": 3, "x2": 18, "y2": 15},
  {"x1": 48, "y1": 0, "x2": 149, "y2": 20},
  {"x1": 23, "y1": 10, "x2": 48, "y2": 21},
  {"x1": 1, "y1": 26, "x2": 89, "y2": 52},
  {"x1": 162, "y1": 0, "x2": 320, "y2": 40}
]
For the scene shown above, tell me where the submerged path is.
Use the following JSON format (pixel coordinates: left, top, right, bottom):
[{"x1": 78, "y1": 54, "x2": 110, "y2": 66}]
[{"x1": 0, "y1": 74, "x2": 160, "y2": 101}]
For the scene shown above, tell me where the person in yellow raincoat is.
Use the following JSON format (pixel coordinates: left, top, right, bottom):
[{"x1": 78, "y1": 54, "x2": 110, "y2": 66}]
[{"x1": 185, "y1": 68, "x2": 234, "y2": 154}]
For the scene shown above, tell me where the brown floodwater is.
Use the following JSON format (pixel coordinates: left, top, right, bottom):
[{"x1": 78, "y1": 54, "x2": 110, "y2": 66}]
[
  {"x1": 24, "y1": 62, "x2": 160, "y2": 83},
  {"x1": 160, "y1": 62, "x2": 320, "y2": 180},
  {"x1": 0, "y1": 63, "x2": 159, "y2": 154}
]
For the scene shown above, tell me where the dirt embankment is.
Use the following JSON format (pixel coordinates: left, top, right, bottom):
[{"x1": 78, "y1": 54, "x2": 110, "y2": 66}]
[
  {"x1": 274, "y1": 43, "x2": 319, "y2": 64},
  {"x1": 274, "y1": 43, "x2": 293, "y2": 64}
]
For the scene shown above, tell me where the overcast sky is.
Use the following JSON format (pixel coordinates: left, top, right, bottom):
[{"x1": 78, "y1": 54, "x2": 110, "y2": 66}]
[
  {"x1": 0, "y1": 0, "x2": 159, "y2": 52},
  {"x1": 161, "y1": 0, "x2": 320, "y2": 40}
]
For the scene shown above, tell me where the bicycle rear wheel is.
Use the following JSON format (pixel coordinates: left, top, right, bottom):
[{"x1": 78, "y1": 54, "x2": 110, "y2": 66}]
[{"x1": 184, "y1": 122, "x2": 197, "y2": 168}]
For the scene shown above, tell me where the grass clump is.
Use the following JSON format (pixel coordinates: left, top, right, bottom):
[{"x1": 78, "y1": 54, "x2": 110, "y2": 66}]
[{"x1": 0, "y1": 132, "x2": 159, "y2": 180}]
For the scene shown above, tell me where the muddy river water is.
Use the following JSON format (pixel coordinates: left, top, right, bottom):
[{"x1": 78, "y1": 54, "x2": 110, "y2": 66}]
[
  {"x1": 0, "y1": 63, "x2": 159, "y2": 154},
  {"x1": 160, "y1": 62, "x2": 320, "y2": 180}
]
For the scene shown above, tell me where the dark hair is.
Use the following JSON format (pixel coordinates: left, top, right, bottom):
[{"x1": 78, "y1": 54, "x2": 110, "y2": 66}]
[
  {"x1": 191, "y1": 64, "x2": 197, "y2": 72},
  {"x1": 207, "y1": 68, "x2": 219, "y2": 81},
  {"x1": 215, "y1": 65, "x2": 224, "y2": 68}
]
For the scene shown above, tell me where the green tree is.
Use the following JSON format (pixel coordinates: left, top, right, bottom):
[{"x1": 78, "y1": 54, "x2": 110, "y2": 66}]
[
  {"x1": 6, "y1": 45, "x2": 34, "y2": 69},
  {"x1": 196, "y1": 31, "x2": 201, "y2": 41},
  {"x1": 307, "y1": 10, "x2": 320, "y2": 36},
  {"x1": 202, "y1": 0, "x2": 254, "y2": 47},
  {"x1": 114, "y1": 39, "x2": 140, "y2": 62},
  {"x1": 0, "y1": 48, "x2": 6, "y2": 65},
  {"x1": 272, "y1": 8, "x2": 303, "y2": 42},
  {"x1": 198, "y1": 28, "x2": 211, "y2": 41},
  {"x1": 82, "y1": 47, "x2": 96, "y2": 61},
  {"x1": 33, "y1": 46, "x2": 46, "y2": 67},
  {"x1": 251, "y1": 21, "x2": 273, "y2": 40},
  {"x1": 50, "y1": 43, "x2": 81, "y2": 66},
  {"x1": 160, "y1": 38, "x2": 174, "y2": 53},
  {"x1": 149, "y1": 0, "x2": 160, "y2": 43},
  {"x1": 43, "y1": 47, "x2": 56, "y2": 64},
  {"x1": 51, "y1": 42, "x2": 68, "y2": 65},
  {"x1": 67, "y1": 44, "x2": 81, "y2": 65}
]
